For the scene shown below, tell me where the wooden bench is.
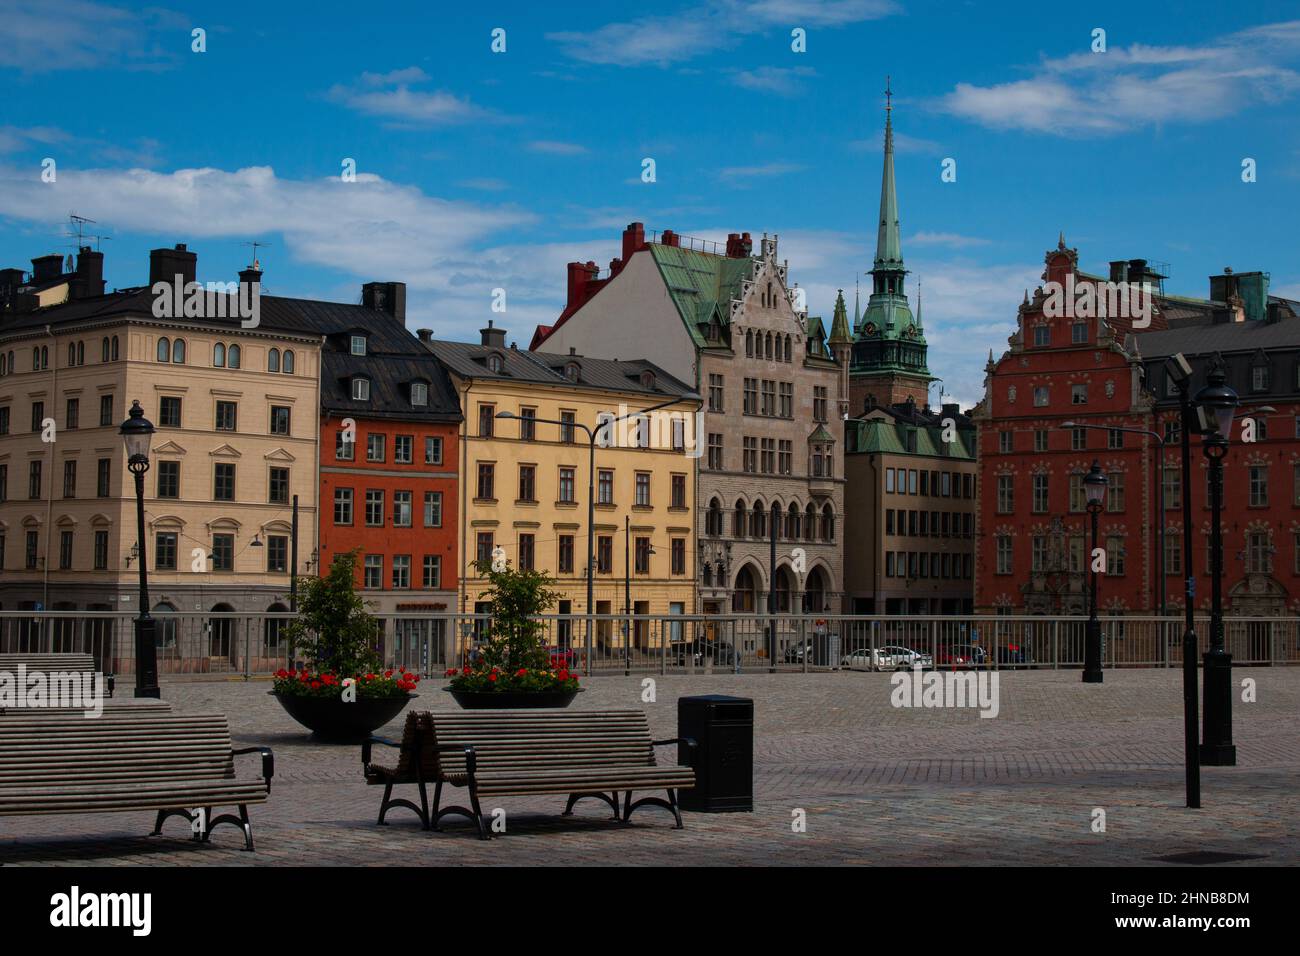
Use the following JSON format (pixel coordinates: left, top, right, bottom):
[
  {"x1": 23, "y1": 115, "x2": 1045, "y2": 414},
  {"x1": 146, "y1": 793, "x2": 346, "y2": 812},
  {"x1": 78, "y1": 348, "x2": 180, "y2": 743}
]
[
  {"x1": 0, "y1": 700, "x2": 171, "y2": 717},
  {"x1": 0, "y1": 713, "x2": 273, "y2": 851},
  {"x1": 362, "y1": 710, "x2": 436, "y2": 829},
  {"x1": 364, "y1": 710, "x2": 696, "y2": 839},
  {"x1": 0, "y1": 652, "x2": 114, "y2": 697}
]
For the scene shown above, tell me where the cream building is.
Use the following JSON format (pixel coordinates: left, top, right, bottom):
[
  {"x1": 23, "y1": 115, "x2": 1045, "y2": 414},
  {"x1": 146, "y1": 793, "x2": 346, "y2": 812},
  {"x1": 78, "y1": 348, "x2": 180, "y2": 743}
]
[
  {"x1": 426, "y1": 325, "x2": 700, "y2": 652},
  {"x1": 0, "y1": 245, "x2": 320, "y2": 670}
]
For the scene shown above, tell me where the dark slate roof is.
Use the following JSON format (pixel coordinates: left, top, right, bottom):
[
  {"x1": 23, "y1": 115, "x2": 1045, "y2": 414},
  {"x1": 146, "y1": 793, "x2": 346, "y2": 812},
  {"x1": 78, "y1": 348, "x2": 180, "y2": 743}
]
[
  {"x1": 321, "y1": 350, "x2": 460, "y2": 422},
  {"x1": 426, "y1": 340, "x2": 698, "y2": 400},
  {"x1": 1130, "y1": 313, "x2": 1300, "y2": 360}
]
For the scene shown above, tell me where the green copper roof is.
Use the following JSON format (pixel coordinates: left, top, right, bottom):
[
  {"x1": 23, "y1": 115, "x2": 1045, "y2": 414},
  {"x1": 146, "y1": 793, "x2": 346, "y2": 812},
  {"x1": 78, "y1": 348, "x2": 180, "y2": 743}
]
[
  {"x1": 829, "y1": 289, "x2": 853, "y2": 344},
  {"x1": 874, "y1": 88, "x2": 903, "y2": 272},
  {"x1": 846, "y1": 417, "x2": 974, "y2": 458},
  {"x1": 648, "y1": 243, "x2": 753, "y2": 347}
]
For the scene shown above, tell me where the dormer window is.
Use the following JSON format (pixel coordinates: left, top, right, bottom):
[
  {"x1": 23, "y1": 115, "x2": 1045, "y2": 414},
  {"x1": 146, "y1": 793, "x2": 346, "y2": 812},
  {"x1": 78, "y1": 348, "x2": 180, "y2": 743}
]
[
  {"x1": 350, "y1": 334, "x2": 367, "y2": 356},
  {"x1": 639, "y1": 370, "x2": 656, "y2": 389},
  {"x1": 488, "y1": 353, "x2": 504, "y2": 373},
  {"x1": 410, "y1": 381, "x2": 428, "y2": 406},
  {"x1": 565, "y1": 362, "x2": 580, "y2": 382},
  {"x1": 352, "y1": 376, "x2": 370, "y2": 401}
]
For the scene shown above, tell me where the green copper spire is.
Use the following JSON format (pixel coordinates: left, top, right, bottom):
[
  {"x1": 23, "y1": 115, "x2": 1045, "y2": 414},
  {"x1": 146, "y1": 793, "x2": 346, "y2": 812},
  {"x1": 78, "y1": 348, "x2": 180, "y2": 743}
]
[
  {"x1": 853, "y1": 276, "x2": 861, "y2": 326},
  {"x1": 874, "y1": 76, "x2": 903, "y2": 272},
  {"x1": 829, "y1": 288, "x2": 852, "y2": 345}
]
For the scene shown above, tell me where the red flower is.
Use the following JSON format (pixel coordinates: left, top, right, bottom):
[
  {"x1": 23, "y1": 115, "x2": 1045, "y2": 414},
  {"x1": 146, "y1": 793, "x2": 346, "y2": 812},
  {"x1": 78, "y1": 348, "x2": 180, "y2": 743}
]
[
  {"x1": 274, "y1": 669, "x2": 287, "y2": 679},
  {"x1": 462, "y1": 666, "x2": 471, "y2": 675},
  {"x1": 310, "y1": 680, "x2": 322, "y2": 689},
  {"x1": 385, "y1": 670, "x2": 393, "y2": 678},
  {"x1": 488, "y1": 673, "x2": 498, "y2": 682},
  {"x1": 515, "y1": 668, "x2": 527, "y2": 677}
]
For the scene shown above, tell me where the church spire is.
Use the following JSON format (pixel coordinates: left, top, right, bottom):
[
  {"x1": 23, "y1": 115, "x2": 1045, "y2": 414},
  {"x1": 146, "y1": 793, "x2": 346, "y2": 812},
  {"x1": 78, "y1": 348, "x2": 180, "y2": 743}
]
[
  {"x1": 830, "y1": 288, "x2": 853, "y2": 345},
  {"x1": 853, "y1": 276, "x2": 861, "y2": 327},
  {"x1": 874, "y1": 76, "x2": 903, "y2": 272}
]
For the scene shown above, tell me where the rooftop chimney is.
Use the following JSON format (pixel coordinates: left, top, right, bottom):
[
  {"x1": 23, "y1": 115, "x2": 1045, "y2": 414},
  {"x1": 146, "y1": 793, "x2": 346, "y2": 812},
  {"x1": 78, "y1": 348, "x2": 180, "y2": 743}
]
[
  {"x1": 361, "y1": 281, "x2": 407, "y2": 323},
  {"x1": 621, "y1": 222, "x2": 646, "y2": 262},
  {"x1": 725, "y1": 232, "x2": 753, "y2": 258},
  {"x1": 416, "y1": 328, "x2": 433, "y2": 342},
  {"x1": 31, "y1": 254, "x2": 63, "y2": 282},
  {"x1": 480, "y1": 319, "x2": 506, "y2": 348},
  {"x1": 71, "y1": 246, "x2": 105, "y2": 299},
  {"x1": 149, "y1": 244, "x2": 197, "y2": 288},
  {"x1": 239, "y1": 260, "x2": 263, "y2": 288},
  {"x1": 660, "y1": 229, "x2": 679, "y2": 248}
]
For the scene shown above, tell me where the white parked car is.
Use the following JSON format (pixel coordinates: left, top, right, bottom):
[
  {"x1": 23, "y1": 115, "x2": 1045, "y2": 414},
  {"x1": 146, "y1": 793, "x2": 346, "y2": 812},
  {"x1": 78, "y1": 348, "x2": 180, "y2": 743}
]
[
  {"x1": 841, "y1": 648, "x2": 896, "y2": 671},
  {"x1": 882, "y1": 645, "x2": 933, "y2": 669}
]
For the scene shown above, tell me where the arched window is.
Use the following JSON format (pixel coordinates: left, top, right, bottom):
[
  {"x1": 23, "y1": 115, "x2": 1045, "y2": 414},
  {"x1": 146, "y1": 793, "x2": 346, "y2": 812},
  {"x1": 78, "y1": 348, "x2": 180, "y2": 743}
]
[
  {"x1": 734, "y1": 501, "x2": 747, "y2": 538},
  {"x1": 764, "y1": 332, "x2": 772, "y2": 360},
  {"x1": 68, "y1": 343, "x2": 77, "y2": 366},
  {"x1": 41, "y1": 346, "x2": 48, "y2": 369},
  {"x1": 745, "y1": 330, "x2": 753, "y2": 357},
  {"x1": 213, "y1": 343, "x2": 226, "y2": 367},
  {"x1": 228, "y1": 344, "x2": 241, "y2": 369},
  {"x1": 821, "y1": 504, "x2": 835, "y2": 542},
  {"x1": 805, "y1": 503, "x2": 817, "y2": 542},
  {"x1": 750, "y1": 502, "x2": 765, "y2": 539},
  {"x1": 352, "y1": 377, "x2": 370, "y2": 401},
  {"x1": 77, "y1": 341, "x2": 84, "y2": 365},
  {"x1": 707, "y1": 498, "x2": 722, "y2": 536},
  {"x1": 172, "y1": 339, "x2": 185, "y2": 364},
  {"x1": 788, "y1": 503, "x2": 800, "y2": 539},
  {"x1": 0, "y1": 353, "x2": 7, "y2": 376},
  {"x1": 784, "y1": 335, "x2": 792, "y2": 362},
  {"x1": 282, "y1": 350, "x2": 294, "y2": 373},
  {"x1": 268, "y1": 348, "x2": 280, "y2": 373},
  {"x1": 32, "y1": 347, "x2": 40, "y2": 369},
  {"x1": 157, "y1": 337, "x2": 170, "y2": 362},
  {"x1": 101, "y1": 338, "x2": 110, "y2": 362},
  {"x1": 111, "y1": 336, "x2": 119, "y2": 361}
]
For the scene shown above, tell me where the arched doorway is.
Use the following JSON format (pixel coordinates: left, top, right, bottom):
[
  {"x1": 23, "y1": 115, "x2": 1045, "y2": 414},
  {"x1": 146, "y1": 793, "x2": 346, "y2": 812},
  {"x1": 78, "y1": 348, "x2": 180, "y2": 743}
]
[
  {"x1": 803, "y1": 566, "x2": 828, "y2": 613},
  {"x1": 773, "y1": 565, "x2": 794, "y2": 612},
  {"x1": 732, "y1": 564, "x2": 760, "y2": 613}
]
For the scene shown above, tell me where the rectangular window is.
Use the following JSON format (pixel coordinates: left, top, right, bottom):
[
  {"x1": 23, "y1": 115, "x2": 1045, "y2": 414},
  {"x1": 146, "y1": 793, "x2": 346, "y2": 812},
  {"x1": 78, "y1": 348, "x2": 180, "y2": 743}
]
[
  {"x1": 157, "y1": 460, "x2": 180, "y2": 498},
  {"x1": 1249, "y1": 466, "x2": 1268, "y2": 507},
  {"x1": 365, "y1": 490, "x2": 384, "y2": 526},
  {"x1": 558, "y1": 467, "x2": 575, "y2": 504},
  {"x1": 1108, "y1": 428, "x2": 1124, "y2": 449},
  {"x1": 1071, "y1": 384, "x2": 1088, "y2": 405},
  {"x1": 635, "y1": 536, "x2": 651, "y2": 574},
  {"x1": 97, "y1": 458, "x2": 111, "y2": 497},
  {"x1": 476, "y1": 462, "x2": 495, "y2": 500},
  {"x1": 0, "y1": 406, "x2": 7, "y2": 435},
  {"x1": 885, "y1": 468, "x2": 895, "y2": 493},
  {"x1": 813, "y1": 386, "x2": 828, "y2": 422},
  {"x1": 422, "y1": 555, "x2": 442, "y2": 589},
  {"x1": 25, "y1": 530, "x2": 38, "y2": 570},
  {"x1": 1107, "y1": 536, "x2": 1126, "y2": 575},
  {"x1": 367, "y1": 433, "x2": 385, "y2": 463},
  {"x1": 1069, "y1": 472, "x2": 1085, "y2": 513},
  {"x1": 31, "y1": 401, "x2": 44, "y2": 433},
  {"x1": 597, "y1": 535, "x2": 613, "y2": 573},
  {"x1": 62, "y1": 459, "x2": 77, "y2": 498},
  {"x1": 1071, "y1": 321, "x2": 1088, "y2": 344},
  {"x1": 1031, "y1": 536, "x2": 1047, "y2": 572},
  {"x1": 996, "y1": 536, "x2": 1013, "y2": 574},
  {"x1": 268, "y1": 466, "x2": 289, "y2": 504},
  {"x1": 708, "y1": 374, "x2": 724, "y2": 412},
  {"x1": 155, "y1": 532, "x2": 178, "y2": 571},
  {"x1": 423, "y1": 491, "x2": 442, "y2": 527},
  {"x1": 671, "y1": 537, "x2": 686, "y2": 575},
  {"x1": 559, "y1": 410, "x2": 576, "y2": 444},
  {"x1": 215, "y1": 400, "x2": 237, "y2": 431},
  {"x1": 214, "y1": 463, "x2": 235, "y2": 501},
  {"x1": 1071, "y1": 427, "x2": 1086, "y2": 451},
  {"x1": 211, "y1": 533, "x2": 234, "y2": 572},
  {"x1": 394, "y1": 435, "x2": 413, "y2": 463},
  {"x1": 478, "y1": 404, "x2": 495, "y2": 437},
  {"x1": 1252, "y1": 365, "x2": 1269, "y2": 392},
  {"x1": 65, "y1": 397, "x2": 79, "y2": 430},
  {"x1": 1034, "y1": 429, "x2": 1048, "y2": 452},
  {"x1": 635, "y1": 472, "x2": 651, "y2": 507},
  {"x1": 425, "y1": 436, "x2": 443, "y2": 464},
  {"x1": 410, "y1": 382, "x2": 427, "y2": 406},
  {"x1": 1107, "y1": 471, "x2": 1125, "y2": 512},
  {"x1": 908, "y1": 470, "x2": 918, "y2": 494},
  {"x1": 159, "y1": 396, "x2": 182, "y2": 427},
  {"x1": 671, "y1": 473, "x2": 686, "y2": 509},
  {"x1": 334, "y1": 487, "x2": 353, "y2": 525},
  {"x1": 517, "y1": 464, "x2": 536, "y2": 502},
  {"x1": 351, "y1": 335, "x2": 367, "y2": 356},
  {"x1": 336, "y1": 429, "x2": 355, "y2": 461},
  {"x1": 1164, "y1": 467, "x2": 1181, "y2": 510},
  {"x1": 392, "y1": 555, "x2": 411, "y2": 589},
  {"x1": 761, "y1": 438, "x2": 775, "y2": 474},
  {"x1": 997, "y1": 474, "x2": 1014, "y2": 513},
  {"x1": 267, "y1": 535, "x2": 288, "y2": 573},
  {"x1": 743, "y1": 437, "x2": 757, "y2": 473},
  {"x1": 597, "y1": 469, "x2": 614, "y2": 505},
  {"x1": 93, "y1": 530, "x2": 108, "y2": 570},
  {"x1": 476, "y1": 533, "x2": 494, "y2": 568},
  {"x1": 269, "y1": 405, "x2": 291, "y2": 436},
  {"x1": 779, "y1": 382, "x2": 793, "y2": 419},
  {"x1": 58, "y1": 530, "x2": 74, "y2": 570},
  {"x1": 558, "y1": 535, "x2": 574, "y2": 574},
  {"x1": 707, "y1": 434, "x2": 723, "y2": 470},
  {"x1": 518, "y1": 407, "x2": 536, "y2": 441},
  {"x1": 778, "y1": 440, "x2": 792, "y2": 475},
  {"x1": 743, "y1": 378, "x2": 757, "y2": 415},
  {"x1": 1033, "y1": 325, "x2": 1050, "y2": 346},
  {"x1": 99, "y1": 395, "x2": 113, "y2": 427},
  {"x1": 1033, "y1": 386, "x2": 1049, "y2": 407},
  {"x1": 518, "y1": 534, "x2": 535, "y2": 571},
  {"x1": 364, "y1": 555, "x2": 383, "y2": 589},
  {"x1": 28, "y1": 460, "x2": 41, "y2": 500},
  {"x1": 1032, "y1": 473, "x2": 1048, "y2": 513},
  {"x1": 761, "y1": 380, "x2": 775, "y2": 417},
  {"x1": 1165, "y1": 531, "x2": 1182, "y2": 575},
  {"x1": 393, "y1": 490, "x2": 412, "y2": 527}
]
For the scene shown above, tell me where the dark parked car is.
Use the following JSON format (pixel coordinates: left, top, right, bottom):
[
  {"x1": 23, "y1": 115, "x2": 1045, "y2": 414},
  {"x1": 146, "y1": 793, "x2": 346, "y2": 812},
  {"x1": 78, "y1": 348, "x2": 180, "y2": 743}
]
[
  {"x1": 671, "y1": 640, "x2": 735, "y2": 667},
  {"x1": 783, "y1": 636, "x2": 835, "y2": 666}
]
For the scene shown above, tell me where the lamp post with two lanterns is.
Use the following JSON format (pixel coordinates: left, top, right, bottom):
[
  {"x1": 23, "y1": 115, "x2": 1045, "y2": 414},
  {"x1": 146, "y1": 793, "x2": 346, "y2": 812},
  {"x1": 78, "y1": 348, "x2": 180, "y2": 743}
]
[{"x1": 119, "y1": 400, "x2": 160, "y2": 699}]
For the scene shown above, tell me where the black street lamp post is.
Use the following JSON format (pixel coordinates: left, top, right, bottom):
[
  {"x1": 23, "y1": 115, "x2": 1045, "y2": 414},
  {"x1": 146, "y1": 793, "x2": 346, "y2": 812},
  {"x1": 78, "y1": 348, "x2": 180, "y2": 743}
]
[
  {"x1": 1195, "y1": 362, "x2": 1238, "y2": 766},
  {"x1": 119, "y1": 400, "x2": 160, "y2": 699},
  {"x1": 1082, "y1": 460, "x2": 1108, "y2": 683}
]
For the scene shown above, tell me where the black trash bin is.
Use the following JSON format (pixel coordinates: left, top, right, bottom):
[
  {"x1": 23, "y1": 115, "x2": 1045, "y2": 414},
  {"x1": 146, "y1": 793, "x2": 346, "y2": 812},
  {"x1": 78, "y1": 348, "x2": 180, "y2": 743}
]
[{"x1": 677, "y1": 694, "x2": 753, "y2": 812}]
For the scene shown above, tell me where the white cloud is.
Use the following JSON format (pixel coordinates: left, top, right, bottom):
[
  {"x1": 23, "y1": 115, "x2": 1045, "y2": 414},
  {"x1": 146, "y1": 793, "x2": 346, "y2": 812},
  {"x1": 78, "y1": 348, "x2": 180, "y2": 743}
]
[
  {"x1": 849, "y1": 129, "x2": 943, "y2": 154},
  {"x1": 327, "y1": 69, "x2": 503, "y2": 126},
  {"x1": 457, "y1": 178, "x2": 509, "y2": 191},
  {"x1": 527, "y1": 141, "x2": 589, "y2": 155},
  {"x1": 0, "y1": 0, "x2": 178, "y2": 72},
  {"x1": 731, "y1": 66, "x2": 816, "y2": 96},
  {"x1": 938, "y1": 20, "x2": 1300, "y2": 135},
  {"x1": 907, "y1": 231, "x2": 991, "y2": 248},
  {"x1": 718, "y1": 162, "x2": 805, "y2": 180}
]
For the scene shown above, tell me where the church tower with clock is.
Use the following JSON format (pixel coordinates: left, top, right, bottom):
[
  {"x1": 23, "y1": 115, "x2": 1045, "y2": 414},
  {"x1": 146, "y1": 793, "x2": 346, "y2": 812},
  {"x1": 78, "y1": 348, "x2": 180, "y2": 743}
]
[{"x1": 849, "y1": 80, "x2": 935, "y2": 412}]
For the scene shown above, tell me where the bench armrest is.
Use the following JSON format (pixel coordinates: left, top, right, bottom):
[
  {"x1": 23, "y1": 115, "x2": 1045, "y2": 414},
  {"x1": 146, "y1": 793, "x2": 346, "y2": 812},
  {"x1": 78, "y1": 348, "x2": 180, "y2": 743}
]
[
  {"x1": 233, "y1": 746, "x2": 275, "y2": 793},
  {"x1": 361, "y1": 735, "x2": 402, "y2": 766},
  {"x1": 432, "y1": 743, "x2": 476, "y2": 777},
  {"x1": 652, "y1": 737, "x2": 697, "y2": 766}
]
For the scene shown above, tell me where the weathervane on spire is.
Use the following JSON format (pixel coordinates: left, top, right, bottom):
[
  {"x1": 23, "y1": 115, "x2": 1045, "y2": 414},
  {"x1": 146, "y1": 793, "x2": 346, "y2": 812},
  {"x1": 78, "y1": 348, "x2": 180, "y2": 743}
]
[{"x1": 885, "y1": 75, "x2": 892, "y2": 116}]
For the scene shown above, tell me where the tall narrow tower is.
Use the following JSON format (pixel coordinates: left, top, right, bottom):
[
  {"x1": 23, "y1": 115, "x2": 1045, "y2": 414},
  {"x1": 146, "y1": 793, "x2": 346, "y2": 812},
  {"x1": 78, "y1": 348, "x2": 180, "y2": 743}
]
[{"x1": 849, "y1": 78, "x2": 935, "y2": 411}]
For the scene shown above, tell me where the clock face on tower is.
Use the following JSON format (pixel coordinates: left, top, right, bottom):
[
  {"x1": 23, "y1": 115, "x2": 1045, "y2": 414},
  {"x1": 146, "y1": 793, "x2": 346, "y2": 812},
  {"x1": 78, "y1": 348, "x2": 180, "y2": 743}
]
[{"x1": 864, "y1": 322, "x2": 877, "y2": 336}]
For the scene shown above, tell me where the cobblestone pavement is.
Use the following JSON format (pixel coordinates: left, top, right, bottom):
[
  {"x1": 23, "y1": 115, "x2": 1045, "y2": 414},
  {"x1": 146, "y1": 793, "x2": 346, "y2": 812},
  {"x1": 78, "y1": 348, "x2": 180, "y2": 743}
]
[{"x1": 2, "y1": 668, "x2": 1297, "y2": 866}]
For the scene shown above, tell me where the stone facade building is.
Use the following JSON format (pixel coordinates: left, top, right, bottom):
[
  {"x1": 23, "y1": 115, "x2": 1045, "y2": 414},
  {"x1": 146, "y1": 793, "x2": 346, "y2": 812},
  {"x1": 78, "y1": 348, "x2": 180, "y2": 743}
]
[{"x1": 531, "y1": 223, "x2": 846, "y2": 618}]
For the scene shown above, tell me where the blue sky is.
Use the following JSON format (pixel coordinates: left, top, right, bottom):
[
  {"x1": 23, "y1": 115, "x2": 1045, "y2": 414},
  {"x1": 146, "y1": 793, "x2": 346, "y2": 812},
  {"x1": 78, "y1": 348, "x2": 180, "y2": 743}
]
[{"x1": 1, "y1": 0, "x2": 1298, "y2": 405}]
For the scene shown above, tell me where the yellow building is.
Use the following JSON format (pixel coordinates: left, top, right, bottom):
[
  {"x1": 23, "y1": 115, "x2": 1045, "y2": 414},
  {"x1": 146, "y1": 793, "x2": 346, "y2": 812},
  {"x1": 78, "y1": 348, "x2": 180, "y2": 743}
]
[
  {"x1": 427, "y1": 325, "x2": 700, "y2": 651},
  {"x1": 0, "y1": 245, "x2": 321, "y2": 671}
]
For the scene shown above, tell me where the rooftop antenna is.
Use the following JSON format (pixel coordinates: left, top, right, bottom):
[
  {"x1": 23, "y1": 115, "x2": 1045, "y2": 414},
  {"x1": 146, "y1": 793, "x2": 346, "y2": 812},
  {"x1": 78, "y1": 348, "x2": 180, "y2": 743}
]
[
  {"x1": 67, "y1": 213, "x2": 96, "y2": 246},
  {"x1": 242, "y1": 240, "x2": 272, "y2": 269}
]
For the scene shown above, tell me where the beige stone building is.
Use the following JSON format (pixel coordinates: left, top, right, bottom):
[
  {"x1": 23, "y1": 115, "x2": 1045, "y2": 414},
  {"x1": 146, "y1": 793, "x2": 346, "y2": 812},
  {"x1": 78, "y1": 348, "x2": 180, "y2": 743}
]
[
  {"x1": 0, "y1": 245, "x2": 320, "y2": 667},
  {"x1": 427, "y1": 326, "x2": 700, "y2": 652}
]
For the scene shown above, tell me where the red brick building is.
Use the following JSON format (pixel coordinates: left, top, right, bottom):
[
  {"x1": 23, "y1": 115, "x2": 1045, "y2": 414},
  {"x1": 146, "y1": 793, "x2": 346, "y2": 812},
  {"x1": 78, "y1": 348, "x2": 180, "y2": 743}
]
[
  {"x1": 974, "y1": 237, "x2": 1300, "y2": 620},
  {"x1": 315, "y1": 286, "x2": 460, "y2": 625}
]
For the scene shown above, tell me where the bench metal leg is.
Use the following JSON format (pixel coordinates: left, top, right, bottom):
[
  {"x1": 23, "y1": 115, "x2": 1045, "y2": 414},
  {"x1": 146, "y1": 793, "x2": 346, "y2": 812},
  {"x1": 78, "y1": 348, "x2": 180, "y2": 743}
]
[
  {"x1": 432, "y1": 784, "x2": 489, "y2": 840},
  {"x1": 206, "y1": 804, "x2": 255, "y2": 851},
  {"x1": 378, "y1": 780, "x2": 431, "y2": 830},
  {"x1": 564, "y1": 791, "x2": 621, "y2": 820},
  {"x1": 623, "y1": 788, "x2": 684, "y2": 829},
  {"x1": 150, "y1": 807, "x2": 200, "y2": 840}
]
